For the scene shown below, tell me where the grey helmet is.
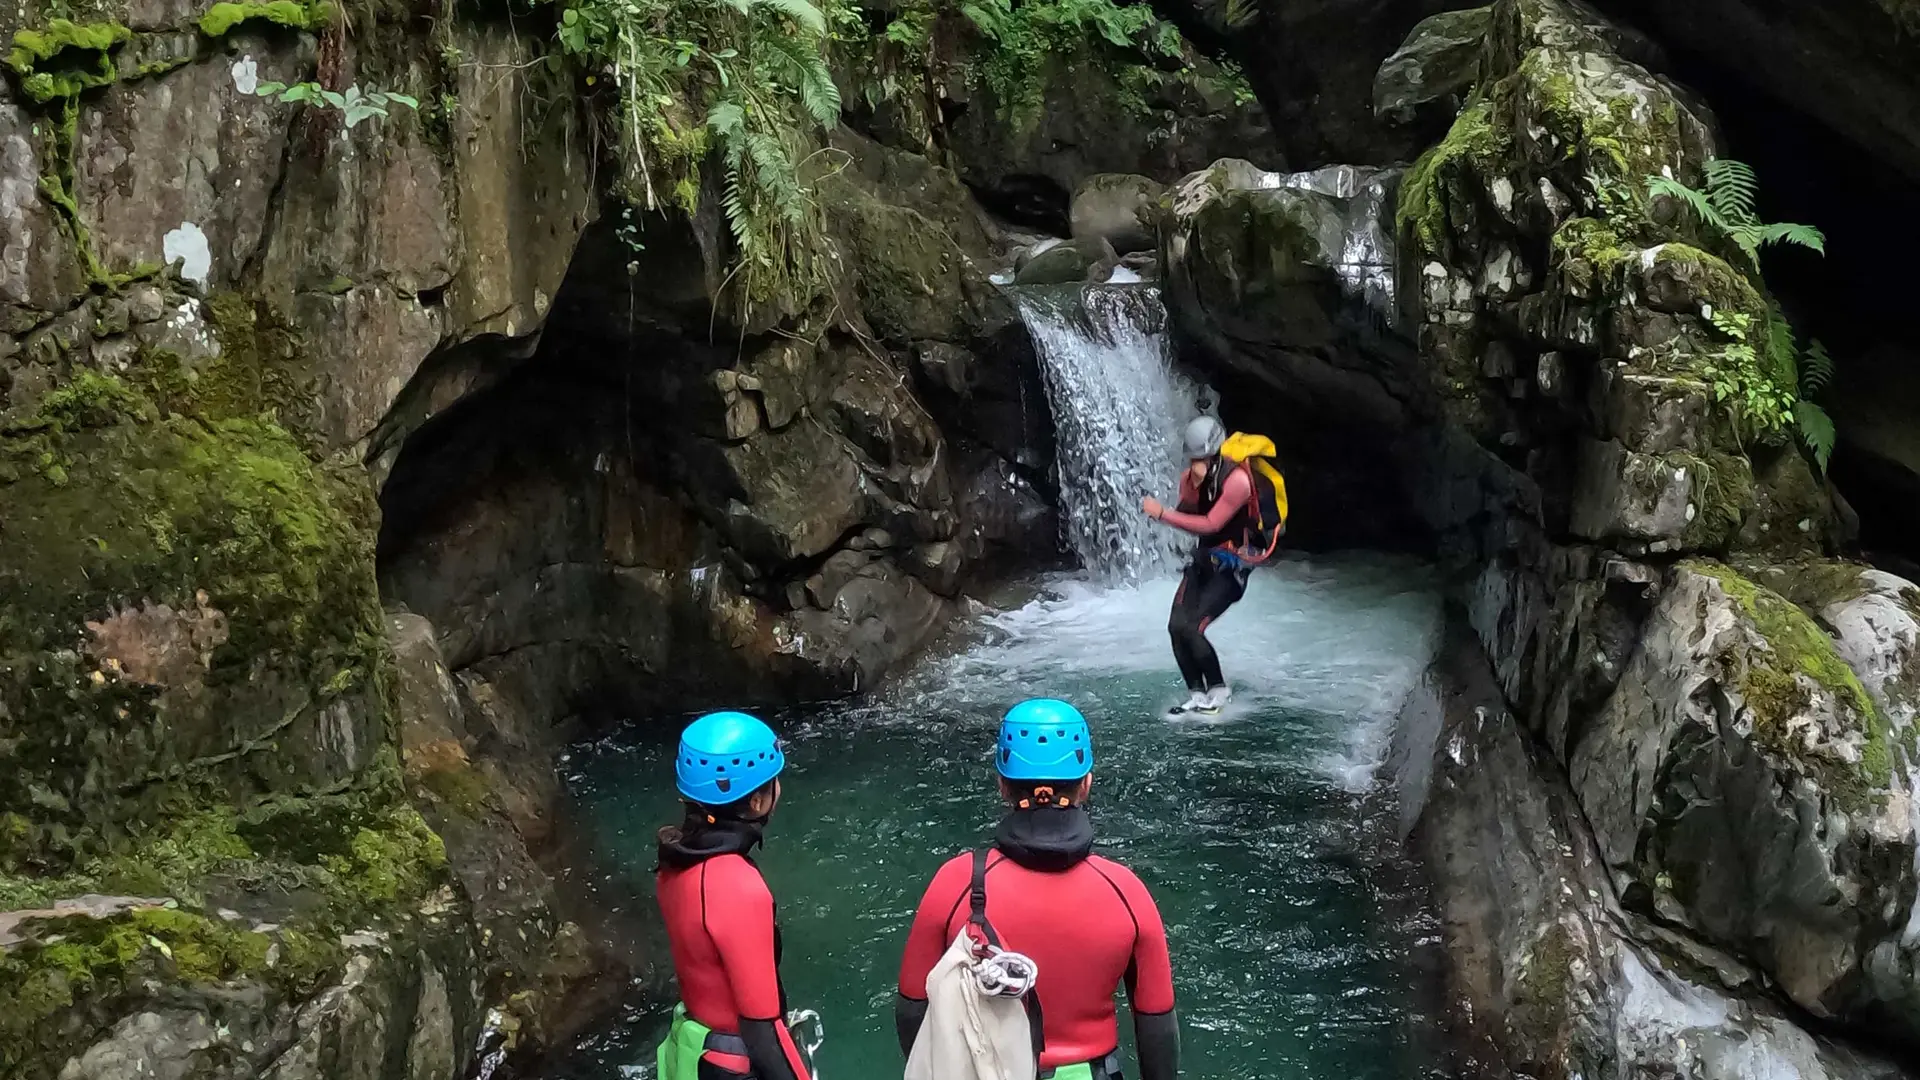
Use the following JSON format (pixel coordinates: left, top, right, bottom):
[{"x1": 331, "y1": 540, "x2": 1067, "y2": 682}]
[{"x1": 1183, "y1": 415, "x2": 1226, "y2": 460}]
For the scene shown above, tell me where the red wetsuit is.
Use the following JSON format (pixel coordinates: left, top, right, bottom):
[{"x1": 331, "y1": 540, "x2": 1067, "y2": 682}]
[
  {"x1": 897, "y1": 845, "x2": 1176, "y2": 1070},
  {"x1": 657, "y1": 850, "x2": 812, "y2": 1079}
]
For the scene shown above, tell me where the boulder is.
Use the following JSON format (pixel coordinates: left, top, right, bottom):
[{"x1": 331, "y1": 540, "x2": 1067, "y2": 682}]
[
  {"x1": 1012, "y1": 237, "x2": 1119, "y2": 286},
  {"x1": 1400, "y1": 635, "x2": 1912, "y2": 1080},
  {"x1": 1568, "y1": 561, "x2": 1920, "y2": 1037},
  {"x1": 1069, "y1": 173, "x2": 1165, "y2": 255},
  {"x1": 1373, "y1": 6, "x2": 1492, "y2": 126},
  {"x1": 942, "y1": 43, "x2": 1277, "y2": 233}
]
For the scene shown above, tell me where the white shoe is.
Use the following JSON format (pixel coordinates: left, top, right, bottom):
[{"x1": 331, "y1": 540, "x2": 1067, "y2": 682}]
[
  {"x1": 1196, "y1": 686, "x2": 1232, "y2": 713},
  {"x1": 1169, "y1": 691, "x2": 1208, "y2": 715}
]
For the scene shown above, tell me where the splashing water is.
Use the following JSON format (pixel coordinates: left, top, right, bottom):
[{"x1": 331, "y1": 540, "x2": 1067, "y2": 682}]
[{"x1": 1011, "y1": 285, "x2": 1202, "y2": 583}]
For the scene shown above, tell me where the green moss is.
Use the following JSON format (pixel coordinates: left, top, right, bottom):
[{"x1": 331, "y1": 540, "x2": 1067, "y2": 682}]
[
  {"x1": 1549, "y1": 216, "x2": 1634, "y2": 297},
  {"x1": 6, "y1": 19, "x2": 131, "y2": 102},
  {"x1": 1677, "y1": 449, "x2": 1752, "y2": 552},
  {"x1": 1511, "y1": 920, "x2": 1574, "y2": 1052},
  {"x1": 1685, "y1": 560, "x2": 1892, "y2": 808},
  {"x1": 419, "y1": 761, "x2": 493, "y2": 816},
  {"x1": 0, "y1": 371, "x2": 385, "y2": 845},
  {"x1": 1396, "y1": 97, "x2": 1509, "y2": 258},
  {"x1": 319, "y1": 806, "x2": 445, "y2": 908},
  {"x1": 0, "y1": 905, "x2": 278, "y2": 1067},
  {"x1": 197, "y1": 0, "x2": 328, "y2": 38},
  {"x1": 1650, "y1": 243, "x2": 1764, "y2": 317}
]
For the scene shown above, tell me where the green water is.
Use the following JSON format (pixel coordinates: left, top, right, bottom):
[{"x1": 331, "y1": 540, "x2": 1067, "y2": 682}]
[{"x1": 548, "y1": 556, "x2": 1451, "y2": 1079}]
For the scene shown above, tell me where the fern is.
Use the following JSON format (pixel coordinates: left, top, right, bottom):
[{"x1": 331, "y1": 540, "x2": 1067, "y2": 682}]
[
  {"x1": 762, "y1": 31, "x2": 841, "y2": 127},
  {"x1": 1646, "y1": 158, "x2": 1824, "y2": 263},
  {"x1": 1802, "y1": 339, "x2": 1836, "y2": 394},
  {"x1": 1765, "y1": 302, "x2": 1799, "y2": 390},
  {"x1": 1702, "y1": 158, "x2": 1758, "y2": 224},
  {"x1": 727, "y1": 0, "x2": 827, "y2": 35},
  {"x1": 1795, "y1": 400, "x2": 1836, "y2": 473}
]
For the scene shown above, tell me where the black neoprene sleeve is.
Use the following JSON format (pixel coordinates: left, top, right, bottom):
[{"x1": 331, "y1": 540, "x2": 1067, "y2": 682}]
[
  {"x1": 1135, "y1": 1009, "x2": 1180, "y2": 1080},
  {"x1": 894, "y1": 994, "x2": 929, "y2": 1058},
  {"x1": 739, "y1": 1018, "x2": 805, "y2": 1080}
]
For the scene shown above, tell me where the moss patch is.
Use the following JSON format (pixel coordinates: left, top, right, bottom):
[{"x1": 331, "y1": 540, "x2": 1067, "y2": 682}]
[
  {"x1": 418, "y1": 761, "x2": 493, "y2": 816},
  {"x1": 0, "y1": 903, "x2": 356, "y2": 1072},
  {"x1": 1397, "y1": 97, "x2": 1510, "y2": 258},
  {"x1": 1677, "y1": 449, "x2": 1752, "y2": 553},
  {"x1": 1685, "y1": 560, "x2": 1892, "y2": 809},
  {"x1": 6, "y1": 18, "x2": 130, "y2": 103},
  {"x1": 0, "y1": 363, "x2": 385, "y2": 860},
  {"x1": 197, "y1": 0, "x2": 328, "y2": 38}
]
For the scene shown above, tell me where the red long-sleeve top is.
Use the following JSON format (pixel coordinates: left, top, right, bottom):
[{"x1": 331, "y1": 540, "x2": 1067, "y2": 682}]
[
  {"x1": 657, "y1": 854, "x2": 812, "y2": 1077},
  {"x1": 897, "y1": 851, "x2": 1176, "y2": 1068}
]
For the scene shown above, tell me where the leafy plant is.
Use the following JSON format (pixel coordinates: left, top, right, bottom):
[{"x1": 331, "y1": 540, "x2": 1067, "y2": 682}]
[
  {"x1": 1650, "y1": 158, "x2": 1840, "y2": 470},
  {"x1": 552, "y1": 0, "x2": 844, "y2": 309},
  {"x1": 1701, "y1": 308, "x2": 1795, "y2": 441},
  {"x1": 957, "y1": 0, "x2": 1191, "y2": 125},
  {"x1": 1765, "y1": 304, "x2": 1839, "y2": 471},
  {"x1": 254, "y1": 80, "x2": 418, "y2": 128},
  {"x1": 1646, "y1": 158, "x2": 1826, "y2": 263}
]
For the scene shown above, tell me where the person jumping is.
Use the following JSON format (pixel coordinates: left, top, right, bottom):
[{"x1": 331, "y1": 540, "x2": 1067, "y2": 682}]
[{"x1": 1141, "y1": 415, "x2": 1287, "y2": 715}]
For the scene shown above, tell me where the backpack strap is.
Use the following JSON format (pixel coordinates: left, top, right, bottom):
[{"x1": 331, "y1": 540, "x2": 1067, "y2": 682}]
[
  {"x1": 967, "y1": 849, "x2": 1047, "y2": 1063},
  {"x1": 969, "y1": 848, "x2": 1001, "y2": 947}
]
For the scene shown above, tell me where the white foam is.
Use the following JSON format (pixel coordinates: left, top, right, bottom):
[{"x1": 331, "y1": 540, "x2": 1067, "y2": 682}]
[{"x1": 898, "y1": 555, "x2": 1443, "y2": 791}]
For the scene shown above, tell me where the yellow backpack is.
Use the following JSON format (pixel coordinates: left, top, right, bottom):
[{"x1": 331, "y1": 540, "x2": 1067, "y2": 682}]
[{"x1": 1218, "y1": 432, "x2": 1288, "y2": 563}]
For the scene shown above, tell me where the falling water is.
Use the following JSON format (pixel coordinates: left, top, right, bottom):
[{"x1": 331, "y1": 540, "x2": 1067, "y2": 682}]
[{"x1": 1010, "y1": 284, "x2": 1203, "y2": 582}]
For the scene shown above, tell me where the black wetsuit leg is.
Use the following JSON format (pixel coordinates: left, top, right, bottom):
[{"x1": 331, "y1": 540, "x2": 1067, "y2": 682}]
[{"x1": 1167, "y1": 558, "x2": 1246, "y2": 691}]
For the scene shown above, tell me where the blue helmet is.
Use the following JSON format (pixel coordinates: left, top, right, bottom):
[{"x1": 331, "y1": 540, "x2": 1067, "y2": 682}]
[
  {"x1": 676, "y1": 711, "x2": 785, "y2": 806},
  {"x1": 996, "y1": 699, "x2": 1093, "y2": 781}
]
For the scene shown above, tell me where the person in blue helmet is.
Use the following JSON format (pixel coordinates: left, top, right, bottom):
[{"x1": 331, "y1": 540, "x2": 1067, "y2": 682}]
[
  {"x1": 654, "y1": 711, "x2": 814, "y2": 1080},
  {"x1": 895, "y1": 699, "x2": 1179, "y2": 1080}
]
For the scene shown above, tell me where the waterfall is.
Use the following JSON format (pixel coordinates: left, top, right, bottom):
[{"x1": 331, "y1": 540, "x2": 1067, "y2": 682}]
[{"x1": 1010, "y1": 284, "x2": 1203, "y2": 582}]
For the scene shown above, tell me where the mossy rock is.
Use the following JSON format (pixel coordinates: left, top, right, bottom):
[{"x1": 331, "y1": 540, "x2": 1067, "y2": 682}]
[
  {"x1": 0, "y1": 369, "x2": 388, "y2": 864},
  {"x1": 197, "y1": 0, "x2": 329, "y2": 37},
  {"x1": 1397, "y1": 97, "x2": 1512, "y2": 260},
  {"x1": 5, "y1": 18, "x2": 131, "y2": 102},
  {"x1": 1684, "y1": 559, "x2": 1893, "y2": 808},
  {"x1": 0, "y1": 794, "x2": 450, "y2": 1073}
]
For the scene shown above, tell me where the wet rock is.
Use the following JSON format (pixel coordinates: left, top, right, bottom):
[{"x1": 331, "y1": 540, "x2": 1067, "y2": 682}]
[
  {"x1": 1373, "y1": 7, "x2": 1491, "y2": 126},
  {"x1": 790, "y1": 557, "x2": 948, "y2": 688},
  {"x1": 1069, "y1": 174, "x2": 1164, "y2": 255},
  {"x1": 1799, "y1": 565, "x2": 1920, "y2": 730},
  {"x1": 942, "y1": 44, "x2": 1276, "y2": 233},
  {"x1": 443, "y1": 19, "x2": 595, "y2": 342},
  {"x1": 1, "y1": 104, "x2": 85, "y2": 312},
  {"x1": 1013, "y1": 237, "x2": 1118, "y2": 285},
  {"x1": 1590, "y1": 368, "x2": 1709, "y2": 455},
  {"x1": 1401, "y1": 633, "x2": 1910, "y2": 1080},
  {"x1": 1568, "y1": 440, "x2": 1694, "y2": 543},
  {"x1": 1568, "y1": 561, "x2": 1920, "y2": 1035},
  {"x1": 713, "y1": 421, "x2": 867, "y2": 564}
]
